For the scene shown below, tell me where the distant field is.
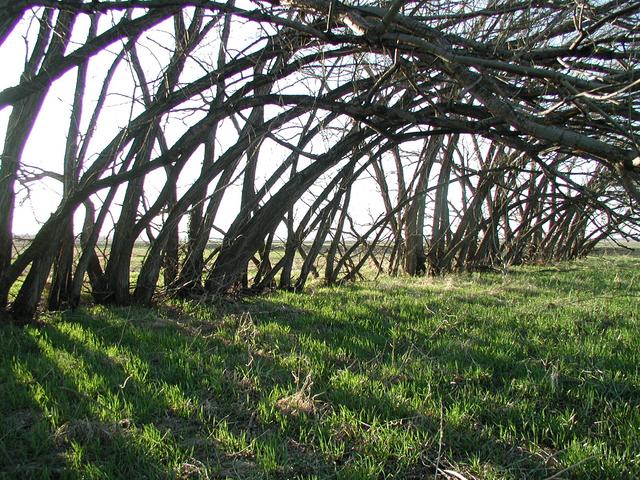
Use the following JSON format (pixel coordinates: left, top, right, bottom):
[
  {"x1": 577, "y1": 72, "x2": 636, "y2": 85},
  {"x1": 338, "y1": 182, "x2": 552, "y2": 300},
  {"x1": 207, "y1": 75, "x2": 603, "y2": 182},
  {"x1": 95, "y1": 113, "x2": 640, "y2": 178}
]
[
  {"x1": 591, "y1": 240, "x2": 640, "y2": 257},
  {"x1": 1, "y1": 255, "x2": 639, "y2": 479}
]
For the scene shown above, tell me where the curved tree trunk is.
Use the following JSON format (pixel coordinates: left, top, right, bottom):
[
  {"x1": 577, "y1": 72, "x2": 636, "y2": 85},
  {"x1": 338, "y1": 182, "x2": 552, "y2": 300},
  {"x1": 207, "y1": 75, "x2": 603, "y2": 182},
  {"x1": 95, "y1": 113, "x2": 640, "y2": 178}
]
[
  {"x1": 48, "y1": 15, "x2": 98, "y2": 311},
  {"x1": 2, "y1": 9, "x2": 77, "y2": 322}
]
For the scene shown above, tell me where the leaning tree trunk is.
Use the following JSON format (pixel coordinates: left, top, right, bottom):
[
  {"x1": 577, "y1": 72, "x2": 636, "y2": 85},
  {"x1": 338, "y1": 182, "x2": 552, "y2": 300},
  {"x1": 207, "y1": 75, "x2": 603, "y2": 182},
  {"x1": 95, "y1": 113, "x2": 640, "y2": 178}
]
[
  {"x1": 99, "y1": 131, "x2": 155, "y2": 305},
  {"x1": 177, "y1": 9, "x2": 232, "y2": 295},
  {"x1": 0, "y1": 9, "x2": 56, "y2": 311},
  {"x1": 2, "y1": 10, "x2": 77, "y2": 321},
  {"x1": 298, "y1": 190, "x2": 342, "y2": 289},
  {"x1": 101, "y1": 13, "x2": 205, "y2": 305},
  {"x1": 48, "y1": 15, "x2": 97, "y2": 311},
  {"x1": 404, "y1": 136, "x2": 441, "y2": 275},
  {"x1": 205, "y1": 129, "x2": 371, "y2": 295},
  {"x1": 10, "y1": 222, "x2": 68, "y2": 324},
  {"x1": 325, "y1": 166, "x2": 355, "y2": 285}
]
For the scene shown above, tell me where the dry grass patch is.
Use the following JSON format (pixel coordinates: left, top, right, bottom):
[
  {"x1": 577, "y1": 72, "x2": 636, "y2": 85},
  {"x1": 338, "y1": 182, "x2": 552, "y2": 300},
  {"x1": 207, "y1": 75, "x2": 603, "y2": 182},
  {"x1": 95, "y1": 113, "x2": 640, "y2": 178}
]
[
  {"x1": 275, "y1": 372, "x2": 322, "y2": 417},
  {"x1": 53, "y1": 419, "x2": 128, "y2": 446}
]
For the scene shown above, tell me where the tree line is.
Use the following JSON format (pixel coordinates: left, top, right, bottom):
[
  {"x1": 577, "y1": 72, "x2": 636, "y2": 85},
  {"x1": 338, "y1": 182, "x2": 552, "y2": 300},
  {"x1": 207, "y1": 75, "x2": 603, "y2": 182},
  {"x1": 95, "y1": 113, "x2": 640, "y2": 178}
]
[{"x1": 0, "y1": 0, "x2": 638, "y2": 324}]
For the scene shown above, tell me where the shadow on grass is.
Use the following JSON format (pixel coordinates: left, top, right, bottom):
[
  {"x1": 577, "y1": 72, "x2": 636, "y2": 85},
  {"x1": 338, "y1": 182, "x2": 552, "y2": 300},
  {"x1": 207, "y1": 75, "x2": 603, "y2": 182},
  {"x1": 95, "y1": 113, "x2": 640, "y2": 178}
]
[
  {"x1": 0, "y1": 323, "x2": 168, "y2": 478},
  {"x1": 0, "y1": 307, "x2": 338, "y2": 478}
]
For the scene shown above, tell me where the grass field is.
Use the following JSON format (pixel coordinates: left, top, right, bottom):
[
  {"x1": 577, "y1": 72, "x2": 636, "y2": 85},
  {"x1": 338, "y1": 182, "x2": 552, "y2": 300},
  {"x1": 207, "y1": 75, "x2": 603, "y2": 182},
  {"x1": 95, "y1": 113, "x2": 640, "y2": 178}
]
[{"x1": 1, "y1": 255, "x2": 639, "y2": 479}]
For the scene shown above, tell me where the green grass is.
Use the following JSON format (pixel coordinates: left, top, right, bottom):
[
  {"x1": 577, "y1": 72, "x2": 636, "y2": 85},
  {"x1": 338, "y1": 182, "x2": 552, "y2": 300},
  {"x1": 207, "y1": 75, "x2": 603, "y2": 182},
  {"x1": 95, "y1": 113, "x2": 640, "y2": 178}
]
[{"x1": 1, "y1": 255, "x2": 639, "y2": 479}]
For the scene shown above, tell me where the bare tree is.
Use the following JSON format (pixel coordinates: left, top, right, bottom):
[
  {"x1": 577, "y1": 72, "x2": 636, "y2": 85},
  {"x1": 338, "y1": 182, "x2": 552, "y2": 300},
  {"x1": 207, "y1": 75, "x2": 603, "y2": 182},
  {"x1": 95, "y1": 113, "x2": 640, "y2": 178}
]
[{"x1": 0, "y1": 0, "x2": 638, "y2": 324}]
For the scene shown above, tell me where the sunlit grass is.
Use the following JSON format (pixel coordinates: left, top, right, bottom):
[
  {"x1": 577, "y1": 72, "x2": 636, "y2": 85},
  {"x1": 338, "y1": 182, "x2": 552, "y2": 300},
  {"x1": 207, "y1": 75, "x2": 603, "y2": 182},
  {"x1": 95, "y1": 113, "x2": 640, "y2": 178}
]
[{"x1": 1, "y1": 255, "x2": 639, "y2": 478}]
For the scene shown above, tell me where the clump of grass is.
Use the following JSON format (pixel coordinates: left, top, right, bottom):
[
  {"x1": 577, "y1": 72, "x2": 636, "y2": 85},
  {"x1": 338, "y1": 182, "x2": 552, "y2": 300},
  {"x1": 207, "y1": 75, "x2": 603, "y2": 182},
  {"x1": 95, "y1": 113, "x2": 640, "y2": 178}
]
[
  {"x1": 275, "y1": 372, "x2": 320, "y2": 417},
  {"x1": 53, "y1": 419, "x2": 126, "y2": 446}
]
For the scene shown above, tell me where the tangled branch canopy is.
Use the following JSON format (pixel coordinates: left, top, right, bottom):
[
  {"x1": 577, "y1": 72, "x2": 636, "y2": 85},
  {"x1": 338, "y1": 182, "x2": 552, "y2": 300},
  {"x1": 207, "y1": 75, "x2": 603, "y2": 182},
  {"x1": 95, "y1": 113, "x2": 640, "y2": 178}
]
[{"x1": 0, "y1": 0, "x2": 638, "y2": 322}]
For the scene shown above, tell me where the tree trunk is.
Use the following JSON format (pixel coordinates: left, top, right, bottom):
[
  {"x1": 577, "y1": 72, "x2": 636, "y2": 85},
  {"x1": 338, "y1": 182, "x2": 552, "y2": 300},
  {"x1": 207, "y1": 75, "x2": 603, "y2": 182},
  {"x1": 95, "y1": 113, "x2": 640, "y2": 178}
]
[
  {"x1": 1, "y1": 10, "x2": 77, "y2": 321},
  {"x1": 205, "y1": 129, "x2": 370, "y2": 295},
  {"x1": 428, "y1": 135, "x2": 457, "y2": 275},
  {"x1": 325, "y1": 167, "x2": 354, "y2": 285},
  {"x1": 48, "y1": 15, "x2": 97, "y2": 310},
  {"x1": 404, "y1": 136, "x2": 441, "y2": 275}
]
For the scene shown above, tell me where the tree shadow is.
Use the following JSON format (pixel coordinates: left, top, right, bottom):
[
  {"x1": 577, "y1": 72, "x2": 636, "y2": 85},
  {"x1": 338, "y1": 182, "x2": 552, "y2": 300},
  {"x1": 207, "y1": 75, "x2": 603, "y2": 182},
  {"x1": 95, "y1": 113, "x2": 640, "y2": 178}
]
[
  {"x1": 1, "y1": 307, "x2": 338, "y2": 478},
  {"x1": 0, "y1": 321, "x2": 166, "y2": 477}
]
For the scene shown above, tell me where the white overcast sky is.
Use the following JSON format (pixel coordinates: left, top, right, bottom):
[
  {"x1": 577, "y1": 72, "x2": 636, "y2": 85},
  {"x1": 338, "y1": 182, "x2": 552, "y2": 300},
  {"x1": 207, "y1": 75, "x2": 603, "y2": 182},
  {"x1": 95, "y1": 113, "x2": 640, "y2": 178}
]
[{"x1": 0, "y1": 8, "x2": 415, "y2": 239}]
